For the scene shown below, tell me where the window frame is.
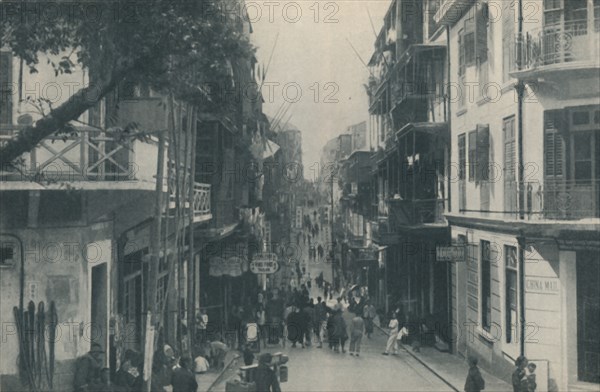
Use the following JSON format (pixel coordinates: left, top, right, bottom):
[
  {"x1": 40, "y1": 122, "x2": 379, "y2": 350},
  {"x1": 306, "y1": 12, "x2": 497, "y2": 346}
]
[
  {"x1": 468, "y1": 131, "x2": 477, "y2": 182},
  {"x1": 1, "y1": 51, "x2": 13, "y2": 126},
  {"x1": 480, "y1": 240, "x2": 492, "y2": 332},
  {"x1": 504, "y1": 245, "x2": 518, "y2": 344}
]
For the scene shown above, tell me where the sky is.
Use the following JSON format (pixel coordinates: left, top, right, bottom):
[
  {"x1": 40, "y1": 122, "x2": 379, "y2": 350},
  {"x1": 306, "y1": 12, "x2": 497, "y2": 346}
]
[{"x1": 250, "y1": 0, "x2": 391, "y2": 176}]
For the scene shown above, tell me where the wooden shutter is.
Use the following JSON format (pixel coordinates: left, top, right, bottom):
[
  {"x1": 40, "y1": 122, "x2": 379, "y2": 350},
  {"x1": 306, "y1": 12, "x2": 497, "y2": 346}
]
[
  {"x1": 476, "y1": 124, "x2": 490, "y2": 182},
  {"x1": 544, "y1": 110, "x2": 566, "y2": 179},
  {"x1": 464, "y1": 12, "x2": 476, "y2": 65},
  {"x1": 468, "y1": 131, "x2": 477, "y2": 181},
  {"x1": 476, "y1": 3, "x2": 489, "y2": 62},
  {"x1": 0, "y1": 51, "x2": 13, "y2": 125}
]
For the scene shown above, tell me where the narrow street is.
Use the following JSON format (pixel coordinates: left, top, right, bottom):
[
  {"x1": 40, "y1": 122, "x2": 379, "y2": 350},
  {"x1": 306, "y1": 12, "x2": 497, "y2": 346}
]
[{"x1": 210, "y1": 219, "x2": 452, "y2": 392}]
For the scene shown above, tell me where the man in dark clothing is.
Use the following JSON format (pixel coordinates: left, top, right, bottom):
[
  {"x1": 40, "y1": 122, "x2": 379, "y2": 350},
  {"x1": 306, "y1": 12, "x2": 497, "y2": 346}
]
[
  {"x1": 171, "y1": 357, "x2": 198, "y2": 392},
  {"x1": 74, "y1": 343, "x2": 104, "y2": 392},
  {"x1": 255, "y1": 354, "x2": 281, "y2": 392},
  {"x1": 464, "y1": 357, "x2": 485, "y2": 392}
]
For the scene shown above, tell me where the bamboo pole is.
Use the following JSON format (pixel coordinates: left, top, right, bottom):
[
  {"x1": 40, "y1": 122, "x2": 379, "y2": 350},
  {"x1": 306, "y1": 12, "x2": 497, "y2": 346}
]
[
  {"x1": 187, "y1": 106, "x2": 198, "y2": 353},
  {"x1": 144, "y1": 128, "x2": 166, "y2": 392}
]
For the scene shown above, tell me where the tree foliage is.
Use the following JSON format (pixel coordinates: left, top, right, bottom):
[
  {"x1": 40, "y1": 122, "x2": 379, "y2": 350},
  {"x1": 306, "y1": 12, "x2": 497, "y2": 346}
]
[{"x1": 0, "y1": 0, "x2": 255, "y2": 164}]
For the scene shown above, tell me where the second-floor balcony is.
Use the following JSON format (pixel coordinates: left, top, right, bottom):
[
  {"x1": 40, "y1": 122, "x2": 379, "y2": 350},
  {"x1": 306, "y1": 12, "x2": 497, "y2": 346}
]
[
  {"x1": 0, "y1": 125, "x2": 160, "y2": 188},
  {"x1": 511, "y1": 20, "x2": 600, "y2": 80},
  {"x1": 523, "y1": 180, "x2": 600, "y2": 222},
  {"x1": 387, "y1": 198, "x2": 446, "y2": 227}
]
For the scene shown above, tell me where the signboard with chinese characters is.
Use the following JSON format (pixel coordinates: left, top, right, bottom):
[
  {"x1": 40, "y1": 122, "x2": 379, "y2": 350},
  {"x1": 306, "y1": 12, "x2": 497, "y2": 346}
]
[
  {"x1": 209, "y1": 257, "x2": 247, "y2": 277},
  {"x1": 436, "y1": 245, "x2": 466, "y2": 262},
  {"x1": 296, "y1": 207, "x2": 303, "y2": 229},
  {"x1": 250, "y1": 253, "x2": 279, "y2": 274}
]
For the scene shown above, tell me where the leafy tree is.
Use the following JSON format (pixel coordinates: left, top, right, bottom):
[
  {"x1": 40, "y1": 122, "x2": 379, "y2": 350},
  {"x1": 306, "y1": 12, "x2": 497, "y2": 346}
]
[{"x1": 0, "y1": 0, "x2": 255, "y2": 164}]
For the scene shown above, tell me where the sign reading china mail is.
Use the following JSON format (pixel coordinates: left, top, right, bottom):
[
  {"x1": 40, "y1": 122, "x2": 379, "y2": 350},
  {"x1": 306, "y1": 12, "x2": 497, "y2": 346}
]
[{"x1": 250, "y1": 253, "x2": 279, "y2": 274}]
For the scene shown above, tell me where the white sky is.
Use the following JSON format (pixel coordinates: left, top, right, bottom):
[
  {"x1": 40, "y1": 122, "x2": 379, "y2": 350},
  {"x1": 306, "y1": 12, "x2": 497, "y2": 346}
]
[{"x1": 250, "y1": 0, "x2": 391, "y2": 175}]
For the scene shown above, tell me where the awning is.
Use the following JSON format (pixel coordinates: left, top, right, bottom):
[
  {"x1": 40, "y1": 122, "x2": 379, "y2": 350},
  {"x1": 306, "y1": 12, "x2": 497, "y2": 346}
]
[{"x1": 250, "y1": 138, "x2": 280, "y2": 160}]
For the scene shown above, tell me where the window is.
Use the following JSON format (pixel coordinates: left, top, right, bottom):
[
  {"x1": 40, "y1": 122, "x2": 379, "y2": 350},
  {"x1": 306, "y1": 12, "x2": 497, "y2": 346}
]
[
  {"x1": 468, "y1": 131, "x2": 477, "y2": 181},
  {"x1": 0, "y1": 243, "x2": 16, "y2": 267},
  {"x1": 481, "y1": 240, "x2": 492, "y2": 332},
  {"x1": 476, "y1": 125, "x2": 490, "y2": 182},
  {"x1": 573, "y1": 132, "x2": 592, "y2": 182},
  {"x1": 505, "y1": 245, "x2": 518, "y2": 343},
  {"x1": 504, "y1": 116, "x2": 517, "y2": 212},
  {"x1": 1, "y1": 51, "x2": 13, "y2": 125},
  {"x1": 476, "y1": 3, "x2": 489, "y2": 63},
  {"x1": 464, "y1": 13, "x2": 476, "y2": 66},
  {"x1": 544, "y1": 110, "x2": 566, "y2": 179},
  {"x1": 458, "y1": 134, "x2": 466, "y2": 181},
  {"x1": 502, "y1": 3, "x2": 515, "y2": 82},
  {"x1": 458, "y1": 29, "x2": 466, "y2": 78}
]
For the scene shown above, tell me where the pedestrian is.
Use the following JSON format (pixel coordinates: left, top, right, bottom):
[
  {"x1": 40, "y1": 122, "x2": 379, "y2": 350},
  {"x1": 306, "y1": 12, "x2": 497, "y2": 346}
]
[
  {"x1": 313, "y1": 297, "x2": 327, "y2": 348},
  {"x1": 349, "y1": 314, "x2": 365, "y2": 356},
  {"x1": 307, "y1": 272, "x2": 312, "y2": 290},
  {"x1": 197, "y1": 308, "x2": 208, "y2": 344},
  {"x1": 363, "y1": 300, "x2": 376, "y2": 338},
  {"x1": 171, "y1": 357, "x2": 198, "y2": 392},
  {"x1": 332, "y1": 309, "x2": 347, "y2": 353},
  {"x1": 382, "y1": 312, "x2": 399, "y2": 355},
  {"x1": 243, "y1": 343, "x2": 255, "y2": 366},
  {"x1": 324, "y1": 282, "x2": 329, "y2": 300},
  {"x1": 74, "y1": 342, "x2": 104, "y2": 392},
  {"x1": 255, "y1": 353, "x2": 281, "y2": 392},
  {"x1": 256, "y1": 304, "x2": 267, "y2": 348},
  {"x1": 464, "y1": 356, "x2": 485, "y2": 392},
  {"x1": 524, "y1": 362, "x2": 537, "y2": 392},
  {"x1": 302, "y1": 300, "x2": 314, "y2": 347},
  {"x1": 282, "y1": 303, "x2": 294, "y2": 348},
  {"x1": 287, "y1": 307, "x2": 304, "y2": 348},
  {"x1": 512, "y1": 356, "x2": 528, "y2": 392},
  {"x1": 209, "y1": 339, "x2": 229, "y2": 371}
]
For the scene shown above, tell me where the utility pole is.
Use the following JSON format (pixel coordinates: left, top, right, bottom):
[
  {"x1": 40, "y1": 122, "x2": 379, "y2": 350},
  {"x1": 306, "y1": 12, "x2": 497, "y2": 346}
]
[{"x1": 330, "y1": 169, "x2": 335, "y2": 287}]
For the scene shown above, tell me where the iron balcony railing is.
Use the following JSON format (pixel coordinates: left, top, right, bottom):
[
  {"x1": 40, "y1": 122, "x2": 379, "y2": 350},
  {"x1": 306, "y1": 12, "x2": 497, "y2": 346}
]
[
  {"x1": 514, "y1": 20, "x2": 600, "y2": 74},
  {"x1": 523, "y1": 180, "x2": 600, "y2": 221}
]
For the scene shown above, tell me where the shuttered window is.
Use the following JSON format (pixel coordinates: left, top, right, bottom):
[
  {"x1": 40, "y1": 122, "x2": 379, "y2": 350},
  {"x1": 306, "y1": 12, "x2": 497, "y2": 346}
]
[
  {"x1": 468, "y1": 131, "x2": 477, "y2": 182},
  {"x1": 544, "y1": 110, "x2": 566, "y2": 178},
  {"x1": 505, "y1": 245, "x2": 518, "y2": 343},
  {"x1": 476, "y1": 125, "x2": 490, "y2": 182},
  {"x1": 504, "y1": 116, "x2": 517, "y2": 212},
  {"x1": 0, "y1": 51, "x2": 13, "y2": 125},
  {"x1": 476, "y1": 3, "x2": 489, "y2": 62},
  {"x1": 458, "y1": 134, "x2": 466, "y2": 181},
  {"x1": 464, "y1": 12, "x2": 476, "y2": 66},
  {"x1": 481, "y1": 240, "x2": 492, "y2": 332},
  {"x1": 502, "y1": 3, "x2": 515, "y2": 82}
]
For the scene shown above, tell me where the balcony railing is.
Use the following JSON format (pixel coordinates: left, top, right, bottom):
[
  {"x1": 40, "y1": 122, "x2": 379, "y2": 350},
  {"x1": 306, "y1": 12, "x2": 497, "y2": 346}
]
[
  {"x1": 388, "y1": 198, "x2": 446, "y2": 226},
  {"x1": 524, "y1": 180, "x2": 599, "y2": 221},
  {"x1": 513, "y1": 20, "x2": 600, "y2": 76},
  {"x1": 0, "y1": 125, "x2": 149, "y2": 183},
  {"x1": 164, "y1": 164, "x2": 211, "y2": 221}
]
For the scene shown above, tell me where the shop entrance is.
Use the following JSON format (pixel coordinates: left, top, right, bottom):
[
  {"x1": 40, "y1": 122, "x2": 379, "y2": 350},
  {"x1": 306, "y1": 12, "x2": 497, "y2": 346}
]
[{"x1": 576, "y1": 250, "x2": 600, "y2": 384}]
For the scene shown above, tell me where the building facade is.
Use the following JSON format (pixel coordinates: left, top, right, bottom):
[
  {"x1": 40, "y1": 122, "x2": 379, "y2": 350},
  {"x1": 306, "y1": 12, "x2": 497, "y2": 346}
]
[{"x1": 436, "y1": 0, "x2": 600, "y2": 389}]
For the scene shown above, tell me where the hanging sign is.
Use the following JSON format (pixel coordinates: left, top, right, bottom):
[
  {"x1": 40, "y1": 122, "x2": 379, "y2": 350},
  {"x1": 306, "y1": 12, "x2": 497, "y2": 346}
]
[
  {"x1": 250, "y1": 253, "x2": 279, "y2": 274},
  {"x1": 436, "y1": 245, "x2": 466, "y2": 262},
  {"x1": 209, "y1": 256, "x2": 247, "y2": 277}
]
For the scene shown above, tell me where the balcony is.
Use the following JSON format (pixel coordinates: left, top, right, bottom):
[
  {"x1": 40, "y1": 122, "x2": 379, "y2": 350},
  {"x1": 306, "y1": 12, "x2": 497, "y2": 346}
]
[
  {"x1": 524, "y1": 180, "x2": 600, "y2": 221},
  {"x1": 388, "y1": 198, "x2": 446, "y2": 227},
  {"x1": 0, "y1": 125, "x2": 160, "y2": 189},
  {"x1": 511, "y1": 20, "x2": 600, "y2": 81}
]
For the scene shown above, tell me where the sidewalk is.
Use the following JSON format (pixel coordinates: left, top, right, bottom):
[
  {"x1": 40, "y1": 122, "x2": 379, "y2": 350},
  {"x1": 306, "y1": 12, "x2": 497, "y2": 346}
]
[{"x1": 376, "y1": 325, "x2": 512, "y2": 392}]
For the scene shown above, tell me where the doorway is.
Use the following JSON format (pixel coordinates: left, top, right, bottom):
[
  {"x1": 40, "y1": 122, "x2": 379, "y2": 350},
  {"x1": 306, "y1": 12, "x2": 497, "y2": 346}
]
[
  {"x1": 91, "y1": 263, "x2": 108, "y2": 358},
  {"x1": 576, "y1": 250, "x2": 600, "y2": 384}
]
